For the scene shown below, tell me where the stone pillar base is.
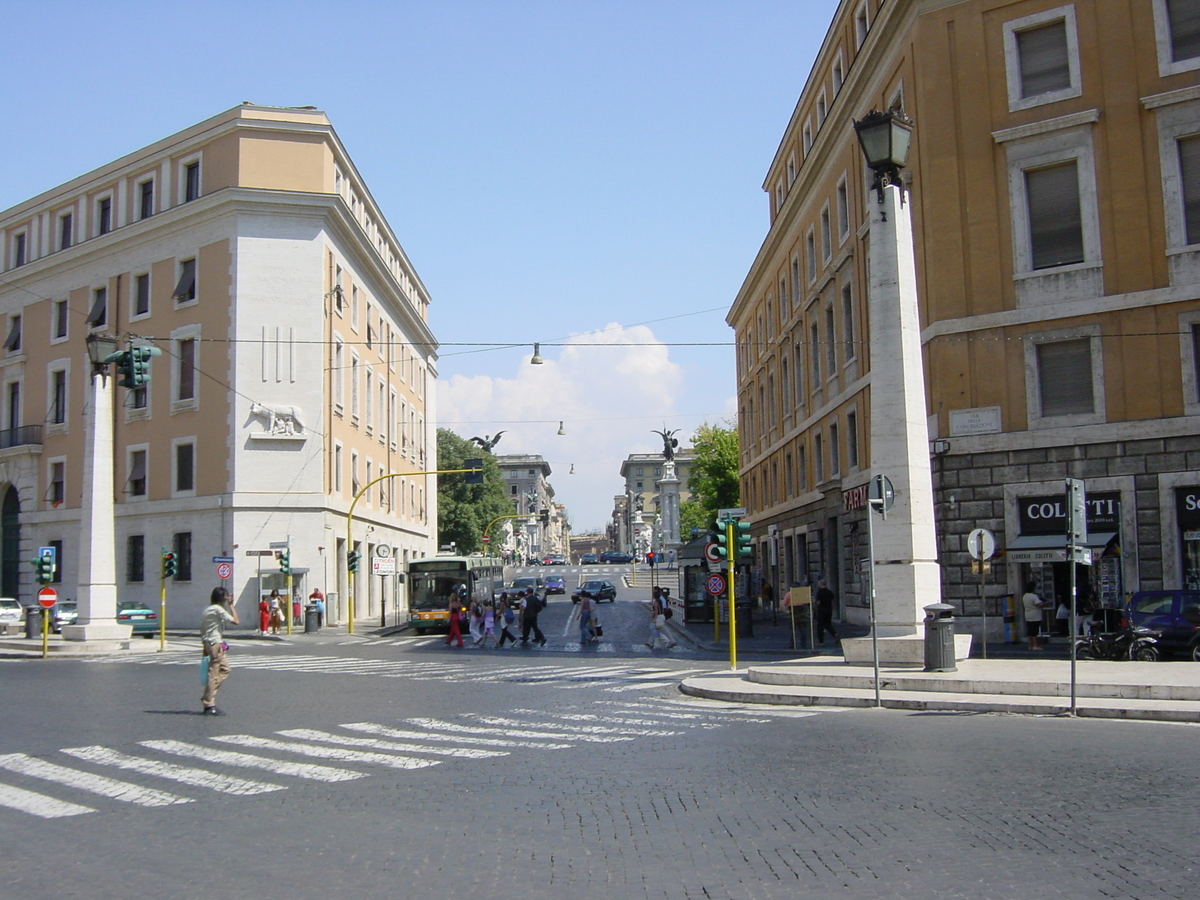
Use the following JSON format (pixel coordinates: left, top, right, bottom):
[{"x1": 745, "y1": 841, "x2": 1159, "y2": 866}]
[
  {"x1": 841, "y1": 633, "x2": 973, "y2": 666},
  {"x1": 61, "y1": 623, "x2": 133, "y2": 643}
]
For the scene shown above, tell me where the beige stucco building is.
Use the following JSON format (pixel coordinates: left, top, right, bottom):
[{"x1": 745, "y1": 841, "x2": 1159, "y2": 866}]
[
  {"x1": 0, "y1": 104, "x2": 437, "y2": 627},
  {"x1": 730, "y1": 0, "x2": 1200, "y2": 634}
]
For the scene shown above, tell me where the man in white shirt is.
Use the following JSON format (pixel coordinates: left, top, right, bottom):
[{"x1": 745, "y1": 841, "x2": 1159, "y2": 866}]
[{"x1": 201, "y1": 587, "x2": 239, "y2": 715}]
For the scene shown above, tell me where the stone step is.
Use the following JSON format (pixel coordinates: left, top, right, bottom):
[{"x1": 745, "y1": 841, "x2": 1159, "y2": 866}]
[
  {"x1": 742, "y1": 657, "x2": 1200, "y2": 702},
  {"x1": 680, "y1": 671, "x2": 1200, "y2": 722}
]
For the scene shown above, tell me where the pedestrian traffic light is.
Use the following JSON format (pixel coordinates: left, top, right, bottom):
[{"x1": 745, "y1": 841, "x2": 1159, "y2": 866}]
[
  {"x1": 277, "y1": 549, "x2": 291, "y2": 576},
  {"x1": 347, "y1": 550, "x2": 360, "y2": 573},
  {"x1": 161, "y1": 550, "x2": 178, "y2": 579},
  {"x1": 734, "y1": 520, "x2": 753, "y2": 559},
  {"x1": 30, "y1": 554, "x2": 54, "y2": 584}
]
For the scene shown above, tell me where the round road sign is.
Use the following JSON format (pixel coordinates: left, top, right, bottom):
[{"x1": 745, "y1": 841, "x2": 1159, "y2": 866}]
[
  {"x1": 705, "y1": 573, "x2": 726, "y2": 596},
  {"x1": 703, "y1": 541, "x2": 722, "y2": 563},
  {"x1": 967, "y1": 528, "x2": 996, "y2": 561},
  {"x1": 216, "y1": 563, "x2": 233, "y2": 579},
  {"x1": 37, "y1": 586, "x2": 58, "y2": 608}
]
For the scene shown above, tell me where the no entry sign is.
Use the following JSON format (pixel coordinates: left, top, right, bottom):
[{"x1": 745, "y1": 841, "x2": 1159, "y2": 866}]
[{"x1": 37, "y1": 586, "x2": 58, "y2": 608}]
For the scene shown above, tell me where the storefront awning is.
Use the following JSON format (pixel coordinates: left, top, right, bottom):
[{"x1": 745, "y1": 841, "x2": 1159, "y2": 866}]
[{"x1": 1003, "y1": 532, "x2": 1117, "y2": 563}]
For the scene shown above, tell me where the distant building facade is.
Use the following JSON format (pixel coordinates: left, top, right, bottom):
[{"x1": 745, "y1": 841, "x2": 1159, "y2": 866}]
[
  {"x1": 730, "y1": 0, "x2": 1200, "y2": 633},
  {"x1": 495, "y1": 454, "x2": 568, "y2": 559},
  {"x1": 610, "y1": 451, "x2": 693, "y2": 555},
  {"x1": 0, "y1": 104, "x2": 437, "y2": 626}
]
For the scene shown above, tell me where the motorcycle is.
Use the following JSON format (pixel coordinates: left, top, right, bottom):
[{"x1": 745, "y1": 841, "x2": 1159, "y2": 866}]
[{"x1": 1075, "y1": 624, "x2": 1162, "y2": 662}]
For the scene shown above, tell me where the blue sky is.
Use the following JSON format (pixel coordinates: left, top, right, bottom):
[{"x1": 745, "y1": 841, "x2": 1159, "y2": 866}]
[{"x1": 0, "y1": 0, "x2": 838, "y2": 530}]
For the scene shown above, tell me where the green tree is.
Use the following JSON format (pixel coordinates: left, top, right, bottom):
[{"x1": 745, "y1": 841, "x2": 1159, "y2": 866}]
[
  {"x1": 436, "y1": 429, "x2": 514, "y2": 554},
  {"x1": 678, "y1": 498, "x2": 709, "y2": 543},
  {"x1": 687, "y1": 420, "x2": 740, "y2": 529}
]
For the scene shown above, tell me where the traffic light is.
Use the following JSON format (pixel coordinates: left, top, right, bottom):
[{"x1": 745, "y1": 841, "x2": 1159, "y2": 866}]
[
  {"x1": 114, "y1": 350, "x2": 134, "y2": 388},
  {"x1": 734, "y1": 521, "x2": 753, "y2": 559},
  {"x1": 161, "y1": 550, "x2": 178, "y2": 579},
  {"x1": 464, "y1": 458, "x2": 483, "y2": 485},
  {"x1": 117, "y1": 345, "x2": 163, "y2": 388},
  {"x1": 277, "y1": 549, "x2": 291, "y2": 576},
  {"x1": 713, "y1": 522, "x2": 730, "y2": 559},
  {"x1": 347, "y1": 550, "x2": 361, "y2": 573},
  {"x1": 30, "y1": 554, "x2": 54, "y2": 584},
  {"x1": 646, "y1": 551, "x2": 656, "y2": 567},
  {"x1": 540, "y1": 508, "x2": 550, "y2": 526}
]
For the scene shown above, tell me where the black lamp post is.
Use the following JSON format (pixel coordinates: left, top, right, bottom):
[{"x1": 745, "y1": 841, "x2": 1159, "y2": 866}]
[
  {"x1": 854, "y1": 108, "x2": 914, "y2": 202},
  {"x1": 85, "y1": 332, "x2": 121, "y2": 373}
]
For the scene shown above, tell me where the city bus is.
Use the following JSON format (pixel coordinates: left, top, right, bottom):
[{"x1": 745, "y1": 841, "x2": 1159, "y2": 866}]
[{"x1": 407, "y1": 555, "x2": 505, "y2": 634}]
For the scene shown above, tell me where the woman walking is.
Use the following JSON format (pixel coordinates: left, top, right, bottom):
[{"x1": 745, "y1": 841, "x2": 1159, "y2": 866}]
[
  {"x1": 268, "y1": 590, "x2": 283, "y2": 635},
  {"x1": 258, "y1": 595, "x2": 270, "y2": 636},
  {"x1": 578, "y1": 591, "x2": 594, "y2": 644},
  {"x1": 497, "y1": 596, "x2": 518, "y2": 647},
  {"x1": 445, "y1": 586, "x2": 465, "y2": 648}
]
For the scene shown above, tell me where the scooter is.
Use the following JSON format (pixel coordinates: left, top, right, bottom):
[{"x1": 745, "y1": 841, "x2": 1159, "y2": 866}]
[{"x1": 1075, "y1": 624, "x2": 1161, "y2": 662}]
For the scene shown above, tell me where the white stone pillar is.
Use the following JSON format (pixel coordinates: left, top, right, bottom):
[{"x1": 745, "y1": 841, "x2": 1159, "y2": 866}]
[
  {"x1": 841, "y1": 182, "x2": 958, "y2": 665},
  {"x1": 659, "y1": 460, "x2": 681, "y2": 554},
  {"x1": 62, "y1": 370, "x2": 131, "y2": 644}
]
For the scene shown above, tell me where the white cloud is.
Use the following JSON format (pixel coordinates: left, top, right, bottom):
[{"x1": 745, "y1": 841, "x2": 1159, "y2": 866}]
[{"x1": 437, "y1": 324, "x2": 687, "y2": 531}]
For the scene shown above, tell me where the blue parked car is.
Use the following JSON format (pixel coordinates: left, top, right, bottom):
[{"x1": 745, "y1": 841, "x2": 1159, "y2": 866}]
[
  {"x1": 1123, "y1": 590, "x2": 1200, "y2": 659},
  {"x1": 544, "y1": 575, "x2": 566, "y2": 595}
]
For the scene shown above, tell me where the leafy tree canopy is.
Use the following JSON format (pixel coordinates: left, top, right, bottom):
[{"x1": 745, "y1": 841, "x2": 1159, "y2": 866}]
[
  {"x1": 687, "y1": 420, "x2": 740, "y2": 530},
  {"x1": 436, "y1": 429, "x2": 515, "y2": 555}
]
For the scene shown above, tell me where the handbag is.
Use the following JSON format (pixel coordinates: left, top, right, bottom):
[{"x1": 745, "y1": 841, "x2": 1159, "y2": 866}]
[
  {"x1": 594, "y1": 624, "x2": 603, "y2": 637},
  {"x1": 199, "y1": 655, "x2": 210, "y2": 685}
]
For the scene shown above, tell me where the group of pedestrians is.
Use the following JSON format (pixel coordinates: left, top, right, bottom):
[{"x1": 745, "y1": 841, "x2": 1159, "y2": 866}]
[{"x1": 445, "y1": 586, "x2": 546, "y2": 649}]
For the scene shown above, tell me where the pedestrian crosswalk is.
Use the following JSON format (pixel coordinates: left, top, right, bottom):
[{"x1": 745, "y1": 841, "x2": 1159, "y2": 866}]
[
  {"x1": 0, "y1": 699, "x2": 827, "y2": 820},
  {"x1": 97, "y1": 650, "x2": 707, "y2": 694}
]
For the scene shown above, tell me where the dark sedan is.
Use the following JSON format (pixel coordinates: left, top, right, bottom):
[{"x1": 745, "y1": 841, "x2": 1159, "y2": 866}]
[
  {"x1": 572, "y1": 580, "x2": 617, "y2": 603},
  {"x1": 579, "y1": 553, "x2": 600, "y2": 565},
  {"x1": 600, "y1": 551, "x2": 634, "y2": 563}
]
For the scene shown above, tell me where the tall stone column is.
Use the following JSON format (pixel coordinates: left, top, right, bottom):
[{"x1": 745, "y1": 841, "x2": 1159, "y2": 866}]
[
  {"x1": 62, "y1": 371, "x2": 131, "y2": 644},
  {"x1": 659, "y1": 460, "x2": 681, "y2": 556},
  {"x1": 841, "y1": 182, "x2": 962, "y2": 665}
]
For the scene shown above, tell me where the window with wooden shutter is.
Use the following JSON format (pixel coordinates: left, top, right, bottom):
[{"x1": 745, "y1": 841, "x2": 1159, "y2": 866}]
[
  {"x1": 1180, "y1": 134, "x2": 1200, "y2": 245},
  {"x1": 1026, "y1": 161, "x2": 1084, "y2": 269},
  {"x1": 1169, "y1": 0, "x2": 1200, "y2": 62},
  {"x1": 1038, "y1": 339, "x2": 1094, "y2": 416},
  {"x1": 1017, "y1": 20, "x2": 1071, "y2": 98}
]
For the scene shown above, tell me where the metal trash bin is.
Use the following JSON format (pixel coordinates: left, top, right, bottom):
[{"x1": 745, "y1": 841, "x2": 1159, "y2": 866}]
[
  {"x1": 923, "y1": 603, "x2": 957, "y2": 672},
  {"x1": 25, "y1": 606, "x2": 43, "y2": 640},
  {"x1": 304, "y1": 604, "x2": 320, "y2": 633}
]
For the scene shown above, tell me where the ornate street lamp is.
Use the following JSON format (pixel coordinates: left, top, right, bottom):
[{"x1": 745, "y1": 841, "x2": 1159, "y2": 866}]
[
  {"x1": 85, "y1": 332, "x2": 121, "y2": 372},
  {"x1": 854, "y1": 108, "x2": 914, "y2": 202}
]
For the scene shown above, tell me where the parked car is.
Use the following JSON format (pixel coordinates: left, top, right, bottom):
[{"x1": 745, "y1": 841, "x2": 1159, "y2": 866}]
[
  {"x1": 572, "y1": 580, "x2": 617, "y2": 603},
  {"x1": 508, "y1": 577, "x2": 547, "y2": 602},
  {"x1": 600, "y1": 551, "x2": 634, "y2": 564},
  {"x1": 579, "y1": 553, "x2": 600, "y2": 565},
  {"x1": 1124, "y1": 590, "x2": 1200, "y2": 658},
  {"x1": 543, "y1": 554, "x2": 567, "y2": 566},
  {"x1": 117, "y1": 600, "x2": 159, "y2": 636},
  {"x1": 545, "y1": 575, "x2": 567, "y2": 595},
  {"x1": 0, "y1": 598, "x2": 23, "y2": 627},
  {"x1": 52, "y1": 601, "x2": 78, "y2": 634}
]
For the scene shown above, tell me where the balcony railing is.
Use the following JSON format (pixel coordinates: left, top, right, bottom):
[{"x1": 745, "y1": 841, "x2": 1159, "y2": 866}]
[{"x1": 0, "y1": 425, "x2": 43, "y2": 450}]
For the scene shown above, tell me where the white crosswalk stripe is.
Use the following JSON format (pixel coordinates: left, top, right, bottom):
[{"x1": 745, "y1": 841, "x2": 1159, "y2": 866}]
[
  {"x1": 59, "y1": 746, "x2": 285, "y2": 796},
  {"x1": 0, "y1": 753, "x2": 191, "y2": 806},
  {"x1": 275, "y1": 729, "x2": 508, "y2": 759},
  {"x1": 138, "y1": 741, "x2": 366, "y2": 782},
  {"x1": 210, "y1": 734, "x2": 441, "y2": 770},
  {"x1": 405, "y1": 717, "x2": 638, "y2": 743},
  {"x1": 339, "y1": 722, "x2": 572, "y2": 750},
  {"x1": 0, "y1": 782, "x2": 95, "y2": 818}
]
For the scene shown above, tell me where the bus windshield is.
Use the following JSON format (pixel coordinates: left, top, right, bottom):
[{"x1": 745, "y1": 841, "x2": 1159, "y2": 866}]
[{"x1": 409, "y1": 571, "x2": 464, "y2": 611}]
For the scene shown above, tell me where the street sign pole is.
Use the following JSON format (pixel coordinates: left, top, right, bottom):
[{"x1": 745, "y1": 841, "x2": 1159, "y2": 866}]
[
  {"x1": 1065, "y1": 478, "x2": 1087, "y2": 717},
  {"x1": 866, "y1": 473, "x2": 893, "y2": 709},
  {"x1": 726, "y1": 519, "x2": 738, "y2": 671},
  {"x1": 159, "y1": 546, "x2": 167, "y2": 653}
]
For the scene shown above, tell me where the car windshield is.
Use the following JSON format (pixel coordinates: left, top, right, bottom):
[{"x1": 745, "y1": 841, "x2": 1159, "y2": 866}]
[{"x1": 583, "y1": 582, "x2": 606, "y2": 590}]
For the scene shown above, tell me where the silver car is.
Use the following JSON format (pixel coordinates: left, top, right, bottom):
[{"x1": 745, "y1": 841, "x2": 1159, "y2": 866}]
[{"x1": 0, "y1": 598, "x2": 23, "y2": 626}]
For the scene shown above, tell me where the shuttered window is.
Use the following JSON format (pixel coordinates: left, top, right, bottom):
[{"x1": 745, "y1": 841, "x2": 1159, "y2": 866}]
[
  {"x1": 1180, "y1": 135, "x2": 1200, "y2": 246},
  {"x1": 1193, "y1": 324, "x2": 1200, "y2": 402},
  {"x1": 1017, "y1": 20, "x2": 1071, "y2": 98},
  {"x1": 1169, "y1": 0, "x2": 1200, "y2": 62},
  {"x1": 1026, "y1": 161, "x2": 1084, "y2": 269},
  {"x1": 1037, "y1": 339, "x2": 1094, "y2": 417}
]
